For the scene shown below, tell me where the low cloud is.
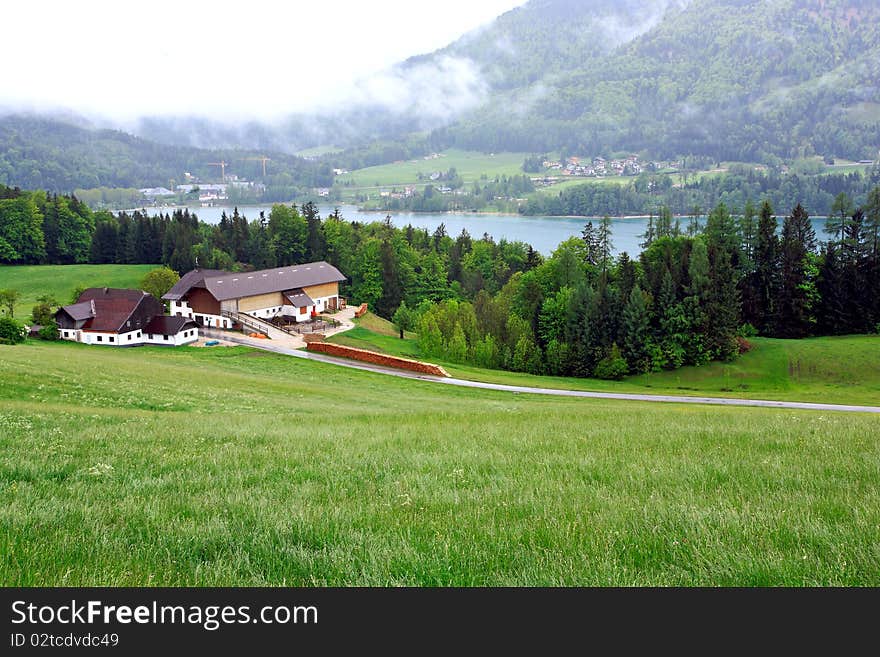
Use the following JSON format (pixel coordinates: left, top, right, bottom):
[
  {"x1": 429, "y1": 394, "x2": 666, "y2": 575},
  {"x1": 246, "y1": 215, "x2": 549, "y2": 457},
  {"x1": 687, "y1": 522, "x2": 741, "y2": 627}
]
[
  {"x1": 595, "y1": 0, "x2": 692, "y2": 47},
  {"x1": 321, "y1": 55, "x2": 489, "y2": 127}
]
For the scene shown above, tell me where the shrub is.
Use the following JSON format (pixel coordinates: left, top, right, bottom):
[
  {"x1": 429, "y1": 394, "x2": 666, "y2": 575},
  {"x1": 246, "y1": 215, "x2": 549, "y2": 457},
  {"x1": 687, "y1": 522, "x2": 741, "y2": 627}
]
[
  {"x1": 31, "y1": 302, "x2": 55, "y2": 325},
  {"x1": 736, "y1": 336, "x2": 753, "y2": 354},
  {"x1": 737, "y1": 323, "x2": 759, "y2": 338},
  {"x1": 0, "y1": 317, "x2": 27, "y2": 344},
  {"x1": 140, "y1": 267, "x2": 181, "y2": 300},
  {"x1": 38, "y1": 320, "x2": 60, "y2": 341},
  {"x1": 593, "y1": 344, "x2": 628, "y2": 380}
]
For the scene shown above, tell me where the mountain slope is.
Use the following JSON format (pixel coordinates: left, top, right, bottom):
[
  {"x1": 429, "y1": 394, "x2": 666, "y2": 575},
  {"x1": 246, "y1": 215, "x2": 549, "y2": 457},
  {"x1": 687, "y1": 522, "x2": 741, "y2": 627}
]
[
  {"x1": 439, "y1": 0, "x2": 880, "y2": 160},
  {"x1": 0, "y1": 115, "x2": 333, "y2": 192},
  {"x1": 132, "y1": 1, "x2": 688, "y2": 154},
  {"x1": 406, "y1": 0, "x2": 690, "y2": 91}
]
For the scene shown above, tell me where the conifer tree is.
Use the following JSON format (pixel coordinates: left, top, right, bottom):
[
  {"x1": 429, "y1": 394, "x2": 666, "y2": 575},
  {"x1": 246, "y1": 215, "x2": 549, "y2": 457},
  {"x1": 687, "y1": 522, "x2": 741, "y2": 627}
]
[
  {"x1": 752, "y1": 200, "x2": 779, "y2": 334},
  {"x1": 621, "y1": 285, "x2": 651, "y2": 373},
  {"x1": 777, "y1": 203, "x2": 817, "y2": 338}
]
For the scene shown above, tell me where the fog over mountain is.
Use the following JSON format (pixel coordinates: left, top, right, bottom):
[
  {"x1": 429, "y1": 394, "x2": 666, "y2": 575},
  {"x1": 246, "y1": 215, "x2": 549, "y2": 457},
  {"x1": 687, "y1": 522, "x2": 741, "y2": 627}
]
[
  {"x1": 120, "y1": 0, "x2": 690, "y2": 152},
  {"x1": 2, "y1": 0, "x2": 878, "y2": 164}
]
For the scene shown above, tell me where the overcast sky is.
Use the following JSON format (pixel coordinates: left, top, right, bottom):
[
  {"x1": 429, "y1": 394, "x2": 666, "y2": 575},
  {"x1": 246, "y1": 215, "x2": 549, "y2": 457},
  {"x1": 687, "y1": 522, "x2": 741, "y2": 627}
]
[{"x1": 1, "y1": 0, "x2": 526, "y2": 121}]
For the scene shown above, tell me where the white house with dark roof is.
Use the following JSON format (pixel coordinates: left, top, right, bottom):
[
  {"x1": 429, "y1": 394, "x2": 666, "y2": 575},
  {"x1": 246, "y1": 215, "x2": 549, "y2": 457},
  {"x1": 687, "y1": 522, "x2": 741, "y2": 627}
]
[
  {"x1": 55, "y1": 288, "x2": 198, "y2": 347},
  {"x1": 162, "y1": 261, "x2": 347, "y2": 328}
]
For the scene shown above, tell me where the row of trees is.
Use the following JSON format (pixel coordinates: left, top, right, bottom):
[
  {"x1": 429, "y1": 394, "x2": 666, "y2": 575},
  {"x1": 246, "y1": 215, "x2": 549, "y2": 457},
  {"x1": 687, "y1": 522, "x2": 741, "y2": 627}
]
[
  {"x1": 520, "y1": 167, "x2": 880, "y2": 218},
  {"x1": 4, "y1": 180, "x2": 879, "y2": 380},
  {"x1": 412, "y1": 191, "x2": 880, "y2": 378}
]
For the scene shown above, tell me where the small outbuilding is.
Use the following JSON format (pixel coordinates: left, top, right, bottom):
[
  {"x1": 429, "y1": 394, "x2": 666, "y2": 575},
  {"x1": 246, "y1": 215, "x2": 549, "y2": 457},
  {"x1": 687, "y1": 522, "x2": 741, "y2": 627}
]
[{"x1": 144, "y1": 315, "x2": 199, "y2": 346}]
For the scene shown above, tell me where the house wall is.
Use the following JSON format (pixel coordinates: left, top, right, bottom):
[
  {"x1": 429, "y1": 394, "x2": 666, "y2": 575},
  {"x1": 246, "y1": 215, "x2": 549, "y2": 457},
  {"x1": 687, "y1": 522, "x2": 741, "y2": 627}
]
[
  {"x1": 145, "y1": 327, "x2": 199, "y2": 346},
  {"x1": 62, "y1": 326, "x2": 196, "y2": 347},
  {"x1": 302, "y1": 283, "x2": 339, "y2": 314},
  {"x1": 302, "y1": 282, "x2": 338, "y2": 300},
  {"x1": 192, "y1": 312, "x2": 232, "y2": 329},
  {"x1": 79, "y1": 330, "x2": 144, "y2": 346},
  {"x1": 280, "y1": 303, "x2": 314, "y2": 322},
  {"x1": 170, "y1": 299, "x2": 193, "y2": 317},
  {"x1": 239, "y1": 292, "x2": 284, "y2": 312}
]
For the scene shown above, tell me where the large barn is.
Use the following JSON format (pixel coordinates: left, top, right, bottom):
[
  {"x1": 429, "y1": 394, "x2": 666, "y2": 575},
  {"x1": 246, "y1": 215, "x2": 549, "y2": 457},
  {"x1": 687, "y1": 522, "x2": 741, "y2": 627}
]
[
  {"x1": 55, "y1": 288, "x2": 198, "y2": 347},
  {"x1": 162, "y1": 261, "x2": 347, "y2": 328}
]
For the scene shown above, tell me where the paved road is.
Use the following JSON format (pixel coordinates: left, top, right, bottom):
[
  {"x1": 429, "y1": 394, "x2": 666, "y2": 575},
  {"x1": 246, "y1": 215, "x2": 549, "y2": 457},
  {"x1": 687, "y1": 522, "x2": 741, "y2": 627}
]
[{"x1": 202, "y1": 330, "x2": 880, "y2": 414}]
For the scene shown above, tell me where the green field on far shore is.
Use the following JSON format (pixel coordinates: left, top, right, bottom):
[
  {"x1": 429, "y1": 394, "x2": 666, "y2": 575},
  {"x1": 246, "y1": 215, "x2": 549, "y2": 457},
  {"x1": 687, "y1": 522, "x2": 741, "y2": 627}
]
[
  {"x1": 1, "y1": 339, "x2": 878, "y2": 586},
  {"x1": 336, "y1": 149, "x2": 531, "y2": 189}
]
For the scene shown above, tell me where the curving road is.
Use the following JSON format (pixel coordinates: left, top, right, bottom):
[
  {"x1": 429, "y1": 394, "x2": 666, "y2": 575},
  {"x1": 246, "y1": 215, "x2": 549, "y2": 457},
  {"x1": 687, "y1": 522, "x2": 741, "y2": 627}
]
[{"x1": 202, "y1": 330, "x2": 880, "y2": 414}]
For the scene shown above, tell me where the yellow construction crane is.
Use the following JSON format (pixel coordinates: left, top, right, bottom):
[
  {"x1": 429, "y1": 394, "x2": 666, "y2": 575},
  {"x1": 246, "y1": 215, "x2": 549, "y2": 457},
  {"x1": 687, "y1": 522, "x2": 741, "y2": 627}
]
[
  {"x1": 206, "y1": 161, "x2": 228, "y2": 182},
  {"x1": 241, "y1": 156, "x2": 271, "y2": 177}
]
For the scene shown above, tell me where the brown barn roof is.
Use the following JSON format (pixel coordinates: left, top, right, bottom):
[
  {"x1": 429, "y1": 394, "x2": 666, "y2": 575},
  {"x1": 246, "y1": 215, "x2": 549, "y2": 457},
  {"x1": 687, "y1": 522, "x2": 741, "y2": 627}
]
[
  {"x1": 163, "y1": 262, "x2": 345, "y2": 302},
  {"x1": 162, "y1": 269, "x2": 227, "y2": 301},
  {"x1": 59, "y1": 288, "x2": 163, "y2": 333},
  {"x1": 78, "y1": 288, "x2": 151, "y2": 304}
]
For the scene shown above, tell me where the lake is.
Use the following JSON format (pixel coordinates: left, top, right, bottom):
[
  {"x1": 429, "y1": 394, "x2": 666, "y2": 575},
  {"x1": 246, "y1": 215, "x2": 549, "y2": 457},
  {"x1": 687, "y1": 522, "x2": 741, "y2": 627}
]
[{"x1": 170, "y1": 204, "x2": 830, "y2": 256}]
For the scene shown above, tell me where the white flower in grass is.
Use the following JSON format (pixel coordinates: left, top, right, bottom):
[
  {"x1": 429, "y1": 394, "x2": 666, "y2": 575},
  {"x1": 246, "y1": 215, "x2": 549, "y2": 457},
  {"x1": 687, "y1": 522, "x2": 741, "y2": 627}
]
[{"x1": 87, "y1": 463, "x2": 114, "y2": 477}]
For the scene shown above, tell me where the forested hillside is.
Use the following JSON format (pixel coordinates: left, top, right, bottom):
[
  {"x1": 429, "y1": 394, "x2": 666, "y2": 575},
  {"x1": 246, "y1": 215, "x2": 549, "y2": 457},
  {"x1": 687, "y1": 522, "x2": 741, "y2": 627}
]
[
  {"x1": 437, "y1": 0, "x2": 880, "y2": 161},
  {"x1": 0, "y1": 115, "x2": 333, "y2": 193}
]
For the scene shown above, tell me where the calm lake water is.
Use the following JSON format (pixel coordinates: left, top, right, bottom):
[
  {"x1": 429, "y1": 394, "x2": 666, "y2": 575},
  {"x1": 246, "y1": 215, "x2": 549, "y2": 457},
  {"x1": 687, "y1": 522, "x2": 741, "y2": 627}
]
[{"x1": 168, "y1": 204, "x2": 829, "y2": 256}]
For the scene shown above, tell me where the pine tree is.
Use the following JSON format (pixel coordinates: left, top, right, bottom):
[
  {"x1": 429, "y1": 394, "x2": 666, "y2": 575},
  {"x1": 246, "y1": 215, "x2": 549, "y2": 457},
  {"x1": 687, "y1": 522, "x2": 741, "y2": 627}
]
[
  {"x1": 739, "y1": 199, "x2": 757, "y2": 272},
  {"x1": 827, "y1": 192, "x2": 853, "y2": 243},
  {"x1": 816, "y1": 242, "x2": 848, "y2": 334},
  {"x1": 706, "y1": 243, "x2": 740, "y2": 360},
  {"x1": 376, "y1": 237, "x2": 402, "y2": 319},
  {"x1": 621, "y1": 285, "x2": 651, "y2": 373},
  {"x1": 656, "y1": 270, "x2": 688, "y2": 369},
  {"x1": 302, "y1": 201, "x2": 325, "y2": 261},
  {"x1": 864, "y1": 187, "x2": 880, "y2": 327},
  {"x1": 581, "y1": 221, "x2": 600, "y2": 267},
  {"x1": 752, "y1": 200, "x2": 779, "y2": 335},
  {"x1": 598, "y1": 215, "x2": 613, "y2": 274},
  {"x1": 777, "y1": 203, "x2": 817, "y2": 338},
  {"x1": 683, "y1": 238, "x2": 710, "y2": 364}
]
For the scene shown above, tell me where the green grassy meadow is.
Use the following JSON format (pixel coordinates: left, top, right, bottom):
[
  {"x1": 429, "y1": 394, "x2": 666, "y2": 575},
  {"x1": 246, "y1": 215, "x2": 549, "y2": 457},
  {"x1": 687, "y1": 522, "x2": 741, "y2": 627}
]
[
  {"x1": 330, "y1": 315, "x2": 880, "y2": 406},
  {"x1": 0, "y1": 264, "x2": 157, "y2": 311},
  {"x1": 337, "y1": 149, "x2": 531, "y2": 189},
  {"x1": 1, "y1": 340, "x2": 878, "y2": 586}
]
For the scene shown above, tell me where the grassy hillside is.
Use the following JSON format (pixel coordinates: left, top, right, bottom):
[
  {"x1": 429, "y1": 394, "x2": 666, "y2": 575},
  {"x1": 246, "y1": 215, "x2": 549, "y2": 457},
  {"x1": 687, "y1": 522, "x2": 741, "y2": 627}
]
[
  {"x1": 1, "y1": 340, "x2": 878, "y2": 586},
  {"x1": 337, "y1": 149, "x2": 530, "y2": 188},
  {"x1": 0, "y1": 264, "x2": 156, "y2": 310},
  {"x1": 329, "y1": 322, "x2": 880, "y2": 406}
]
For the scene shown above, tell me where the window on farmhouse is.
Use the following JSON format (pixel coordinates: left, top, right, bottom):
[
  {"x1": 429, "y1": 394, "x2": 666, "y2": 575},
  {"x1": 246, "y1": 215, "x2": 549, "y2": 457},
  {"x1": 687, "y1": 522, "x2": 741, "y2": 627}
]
[
  {"x1": 97, "y1": 336, "x2": 102, "y2": 342},
  {"x1": 164, "y1": 335, "x2": 169, "y2": 341},
  {"x1": 299, "y1": 306, "x2": 307, "y2": 314}
]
